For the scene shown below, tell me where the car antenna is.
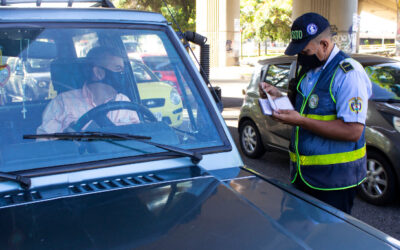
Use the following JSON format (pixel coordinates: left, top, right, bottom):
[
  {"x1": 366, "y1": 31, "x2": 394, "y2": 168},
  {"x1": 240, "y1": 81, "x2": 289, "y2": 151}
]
[{"x1": 161, "y1": 0, "x2": 223, "y2": 110}]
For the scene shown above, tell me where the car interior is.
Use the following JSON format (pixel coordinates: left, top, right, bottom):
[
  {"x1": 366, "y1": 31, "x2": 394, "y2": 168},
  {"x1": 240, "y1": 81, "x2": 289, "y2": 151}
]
[
  {"x1": 0, "y1": 28, "x2": 172, "y2": 170},
  {"x1": 0, "y1": 26, "x2": 226, "y2": 173}
]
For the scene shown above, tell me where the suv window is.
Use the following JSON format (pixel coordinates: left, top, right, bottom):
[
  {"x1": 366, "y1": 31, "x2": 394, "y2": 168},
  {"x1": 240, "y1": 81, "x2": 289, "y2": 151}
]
[
  {"x1": 73, "y1": 32, "x2": 99, "y2": 58},
  {"x1": 265, "y1": 63, "x2": 291, "y2": 89},
  {"x1": 2, "y1": 40, "x2": 54, "y2": 102},
  {"x1": 0, "y1": 26, "x2": 224, "y2": 173}
]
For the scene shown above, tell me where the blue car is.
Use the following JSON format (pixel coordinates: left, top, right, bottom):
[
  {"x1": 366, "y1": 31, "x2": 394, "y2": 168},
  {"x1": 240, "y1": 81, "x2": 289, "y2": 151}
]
[{"x1": 0, "y1": 2, "x2": 398, "y2": 249}]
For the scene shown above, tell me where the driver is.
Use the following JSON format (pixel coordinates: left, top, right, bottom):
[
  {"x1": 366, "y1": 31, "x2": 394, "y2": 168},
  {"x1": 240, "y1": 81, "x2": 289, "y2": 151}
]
[{"x1": 37, "y1": 46, "x2": 140, "y2": 134}]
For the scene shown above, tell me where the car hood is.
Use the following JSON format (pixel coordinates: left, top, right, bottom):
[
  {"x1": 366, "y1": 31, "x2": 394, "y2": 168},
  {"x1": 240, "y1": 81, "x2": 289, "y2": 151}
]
[
  {"x1": 137, "y1": 81, "x2": 175, "y2": 94},
  {"x1": 0, "y1": 168, "x2": 398, "y2": 250}
]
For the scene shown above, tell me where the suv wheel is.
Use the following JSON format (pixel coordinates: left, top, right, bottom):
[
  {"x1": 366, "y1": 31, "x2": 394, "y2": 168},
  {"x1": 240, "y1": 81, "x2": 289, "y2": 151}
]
[
  {"x1": 358, "y1": 150, "x2": 397, "y2": 205},
  {"x1": 239, "y1": 120, "x2": 265, "y2": 158}
]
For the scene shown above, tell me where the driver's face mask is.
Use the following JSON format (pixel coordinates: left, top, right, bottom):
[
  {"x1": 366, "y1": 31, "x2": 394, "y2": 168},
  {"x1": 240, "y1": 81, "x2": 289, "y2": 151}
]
[{"x1": 101, "y1": 67, "x2": 125, "y2": 88}]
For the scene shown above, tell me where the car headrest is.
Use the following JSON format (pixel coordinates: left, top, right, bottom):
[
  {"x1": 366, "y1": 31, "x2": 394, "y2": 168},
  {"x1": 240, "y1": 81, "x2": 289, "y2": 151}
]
[{"x1": 50, "y1": 59, "x2": 90, "y2": 94}]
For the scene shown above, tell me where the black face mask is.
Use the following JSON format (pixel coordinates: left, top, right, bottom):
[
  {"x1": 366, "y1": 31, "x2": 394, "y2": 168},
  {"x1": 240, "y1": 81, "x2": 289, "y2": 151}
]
[
  {"x1": 101, "y1": 67, "x2": 125, "y2": 88},
  {"x1": 297, "y1": 53, "x2": 324, "y2": 69}
]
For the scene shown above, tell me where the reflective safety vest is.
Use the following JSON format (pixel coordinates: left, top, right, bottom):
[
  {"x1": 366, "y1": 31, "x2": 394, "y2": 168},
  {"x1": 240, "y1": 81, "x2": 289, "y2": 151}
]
[{"x1": 289, "y1": 51, "x2": 367, "y2": 190}]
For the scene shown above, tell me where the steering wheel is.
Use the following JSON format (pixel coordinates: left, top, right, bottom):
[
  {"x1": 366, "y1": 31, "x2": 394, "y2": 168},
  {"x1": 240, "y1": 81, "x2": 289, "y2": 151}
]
[{"x1": 70, "y1": 101, "x2": 157, "y2": 131}]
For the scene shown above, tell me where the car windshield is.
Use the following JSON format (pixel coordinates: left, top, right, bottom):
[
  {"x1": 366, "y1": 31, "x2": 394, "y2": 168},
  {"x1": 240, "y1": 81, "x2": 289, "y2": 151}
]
[
  {"x1": 365, "y1": 62, "x2": 400, "y2": 100},
  {"x1": 0, "y1": 26, "x2": 225, "y2": 172}
]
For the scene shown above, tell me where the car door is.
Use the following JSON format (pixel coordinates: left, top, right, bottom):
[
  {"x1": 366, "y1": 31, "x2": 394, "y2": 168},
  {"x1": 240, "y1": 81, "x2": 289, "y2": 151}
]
[{"x1": 260, "y1": 61, "x2": 294, "y2": 147}]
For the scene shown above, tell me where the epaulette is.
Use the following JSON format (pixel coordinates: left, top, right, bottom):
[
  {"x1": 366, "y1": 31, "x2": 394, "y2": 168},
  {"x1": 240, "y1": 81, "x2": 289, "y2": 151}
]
[{"x1": 339, "y1": 61, "x2": 354, "y2": 73}]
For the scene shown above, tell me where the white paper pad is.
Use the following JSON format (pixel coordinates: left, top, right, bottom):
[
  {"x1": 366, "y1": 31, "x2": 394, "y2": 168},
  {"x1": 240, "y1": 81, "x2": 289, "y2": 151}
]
[{"x1": 259, "y1": 96, "x2": 294, "y2": 115}]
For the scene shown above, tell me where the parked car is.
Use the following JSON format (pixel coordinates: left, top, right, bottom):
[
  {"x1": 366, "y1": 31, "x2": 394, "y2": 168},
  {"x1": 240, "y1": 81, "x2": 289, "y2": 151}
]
[
  {"x1": 0, "y1": 3, "x2": 399, "y2": 249},
  {"x1": 140, "y1": 54, "x2": 178, "y2": 84},
  {"x1": 239, "y1": 54, "x2": 400, "y2": 205},
  {"x1": 130, "y1": 59, "x2": 183, "y2": 127},
  {"x1": 4, "y1": 56, "x2": 52, "y2": 101}
]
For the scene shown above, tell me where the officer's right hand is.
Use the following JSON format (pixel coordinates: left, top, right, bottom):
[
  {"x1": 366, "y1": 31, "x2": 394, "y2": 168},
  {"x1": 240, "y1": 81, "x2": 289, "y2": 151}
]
[{"x1": 259, "y1": 82, "x2": 282, "y2": 99}]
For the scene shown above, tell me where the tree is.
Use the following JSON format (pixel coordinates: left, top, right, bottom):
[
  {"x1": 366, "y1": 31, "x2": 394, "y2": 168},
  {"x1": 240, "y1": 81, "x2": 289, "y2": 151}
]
[
  {"x1": 241, "y1": 0, "x2": 292, "y2": 55},
  {"x1": 113, "y1": 0, "x2": 196, "y2": 32}
]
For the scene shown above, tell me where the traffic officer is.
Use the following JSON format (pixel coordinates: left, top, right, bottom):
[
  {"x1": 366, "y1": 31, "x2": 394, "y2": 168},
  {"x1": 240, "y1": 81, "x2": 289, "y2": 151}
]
[{"x1": 260, "y1": 12, "x2": 372, "y2": 214}]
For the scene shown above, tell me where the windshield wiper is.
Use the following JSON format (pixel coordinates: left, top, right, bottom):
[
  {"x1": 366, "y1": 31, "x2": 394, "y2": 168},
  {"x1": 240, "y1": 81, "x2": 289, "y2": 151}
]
[
  {"x1": 373, "y1": 98, "x2": 400, "y2": 103},
  {"x1": 24, "y1": 131, "x2": 152, "y2": 141},
  {"x1": 23, "y1": 131, "x2": 202, "y2": 164},
  {"x1": 0, "y1": 172, "x2": 31, "y2": 190}
]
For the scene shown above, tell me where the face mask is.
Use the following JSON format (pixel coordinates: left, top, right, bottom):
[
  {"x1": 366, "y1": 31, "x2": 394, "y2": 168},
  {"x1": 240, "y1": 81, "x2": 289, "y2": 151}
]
[
  {"x1": 101, "y1": 67, "x2": 125, "y2": 88},
  {"x1": 297, "y1": 53, "x2": 324, "y2": 69}
]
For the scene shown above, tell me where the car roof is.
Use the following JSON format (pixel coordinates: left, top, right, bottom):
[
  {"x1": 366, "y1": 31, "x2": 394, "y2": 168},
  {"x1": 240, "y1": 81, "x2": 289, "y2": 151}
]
[
  {"x1": 257, "y1": 54, "x2": 399, "y2": 66},
  {"x1": 350, "y1": 53, "x2": 399, "y2": 65},
  {"x1": 258, "y1": 55, "x2": 296, "y2": 65},
  {"x1": 0, "y1": 7, "x2": 167, "y2": 24}
]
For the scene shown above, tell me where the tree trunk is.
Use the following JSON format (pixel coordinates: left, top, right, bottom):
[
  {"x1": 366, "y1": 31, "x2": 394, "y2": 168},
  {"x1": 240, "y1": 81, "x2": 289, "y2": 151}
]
[
  {"x1": 258, "y1": 43, "x2": 261, "y2": 56},
  {"x1": 264, "y1": 40, "x2": 268, "y2": 55}
]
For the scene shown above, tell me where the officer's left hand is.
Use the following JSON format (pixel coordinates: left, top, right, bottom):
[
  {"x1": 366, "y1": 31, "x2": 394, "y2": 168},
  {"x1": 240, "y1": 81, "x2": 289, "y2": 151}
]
[{"x1": 272, "y1": 109, "x2": 303, "y2": 126}]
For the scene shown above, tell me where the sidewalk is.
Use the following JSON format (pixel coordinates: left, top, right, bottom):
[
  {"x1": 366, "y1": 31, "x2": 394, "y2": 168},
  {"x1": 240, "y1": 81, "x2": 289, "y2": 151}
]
[
  {"x1": 209, "y1": 55, "x2": 279, "y2": 83},
  {"x1": 210, "y1": 65, "x2": 255, "y2": 83},
  {"x1": 209, "y1": 66, "x2": 253, "y2": 99}
]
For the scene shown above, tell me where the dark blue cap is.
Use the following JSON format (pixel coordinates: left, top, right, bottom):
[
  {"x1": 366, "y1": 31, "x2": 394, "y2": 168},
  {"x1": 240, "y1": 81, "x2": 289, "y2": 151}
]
[{"x1": 285, "y1": 12, "x2": 330, "y2": 56}]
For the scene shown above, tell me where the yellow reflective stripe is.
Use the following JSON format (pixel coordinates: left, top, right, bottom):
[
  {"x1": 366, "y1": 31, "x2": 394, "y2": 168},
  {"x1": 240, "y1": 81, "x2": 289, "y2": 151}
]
[
  {"x1": 301, "y1": 114, "x2": 337, "y2": 121},
  {"x1": 289, "y1": 145, "x2": 366, "y2": 166}
]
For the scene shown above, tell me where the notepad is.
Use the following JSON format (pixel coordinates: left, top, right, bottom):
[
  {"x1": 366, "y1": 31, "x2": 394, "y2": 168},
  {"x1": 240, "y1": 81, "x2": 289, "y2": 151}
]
[{"x1": 259, "y1": 95, "x2": 294, "y2": 115}]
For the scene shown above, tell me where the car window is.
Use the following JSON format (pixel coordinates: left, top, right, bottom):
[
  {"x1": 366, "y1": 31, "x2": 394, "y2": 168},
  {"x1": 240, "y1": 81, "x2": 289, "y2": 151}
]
[
  {"x1": 248, "y1": 65, "x2": 262, "y2": 91},
  {"x1": 365, "y1": 63, "x2": 400, "y2": 100},
  {"x1": 0, "y1": 26, "x2": 225, "y2": 173},
  {"x1": 73, "y1": 32, "x2": 99, "y2": 58},
  {"x1": 130, "y1": 59, "x2": 158, "y2": 82},
  {"x1": 24, "y1": 58, "x2": 51, "y2": 73},
  {"x1": 1, "y1": 40, "x2": 54, "y2": 102},
  {"x1": 265, "y1": 63, "x2": 291, "y2": 89},
  {"x1": 142, "y1": 56, "x2": 171, "y2": 71}
]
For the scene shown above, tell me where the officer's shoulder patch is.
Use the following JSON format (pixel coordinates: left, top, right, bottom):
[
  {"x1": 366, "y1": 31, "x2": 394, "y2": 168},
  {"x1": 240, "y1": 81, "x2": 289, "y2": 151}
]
[{"x1": 340, "y1": 61, "x2": 354, "y2": 73}]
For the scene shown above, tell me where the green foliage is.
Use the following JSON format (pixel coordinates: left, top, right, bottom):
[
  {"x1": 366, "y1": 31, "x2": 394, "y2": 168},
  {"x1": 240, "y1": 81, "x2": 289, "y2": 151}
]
[
  {"x1": 113, "y1": 0, "x2": 196, "y2": 32},
  {"x1": 240, "y1": 0, "x2": 292, "y2": 43}
]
